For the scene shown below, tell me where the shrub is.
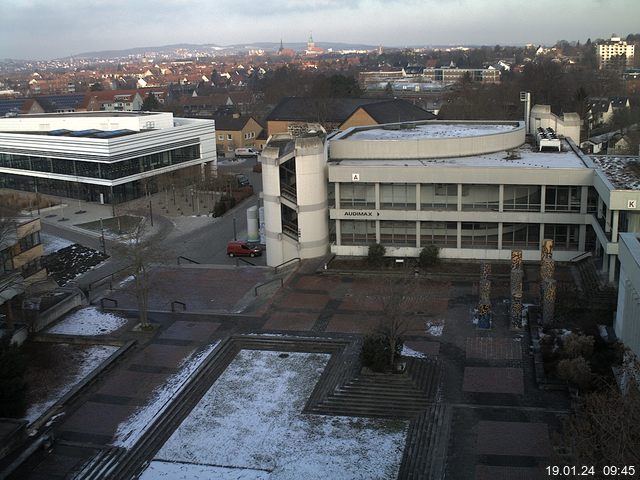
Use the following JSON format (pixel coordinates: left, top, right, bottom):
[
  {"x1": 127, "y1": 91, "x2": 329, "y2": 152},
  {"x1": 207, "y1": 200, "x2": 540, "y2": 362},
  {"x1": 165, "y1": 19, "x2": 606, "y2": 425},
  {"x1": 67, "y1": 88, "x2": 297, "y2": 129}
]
[
  {"x1": 212, "y1": 201, "x2": 227, "y2": 217},
  {"x1": 367, "y1": 243, "x2": 386, "y2": 268},
  {"x1": 557, "y1": 356, "x2": 592, "y2": 390},
  {"x1": 418, "y1": 245, "x2": 440, "y2": 268},
  {"x1": 361, "y1": 333, "x2": 404, "y2": 372},
  {"x1": 563, "y1": 334, "x2": 595, "y2": 359}
]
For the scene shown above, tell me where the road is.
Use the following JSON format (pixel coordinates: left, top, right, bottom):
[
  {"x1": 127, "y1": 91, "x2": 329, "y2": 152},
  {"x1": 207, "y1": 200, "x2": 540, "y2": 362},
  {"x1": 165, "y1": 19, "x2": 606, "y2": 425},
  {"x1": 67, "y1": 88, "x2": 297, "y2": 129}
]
[{"x1": 40, "y1": 156, "x2": 267, "y2": 289}]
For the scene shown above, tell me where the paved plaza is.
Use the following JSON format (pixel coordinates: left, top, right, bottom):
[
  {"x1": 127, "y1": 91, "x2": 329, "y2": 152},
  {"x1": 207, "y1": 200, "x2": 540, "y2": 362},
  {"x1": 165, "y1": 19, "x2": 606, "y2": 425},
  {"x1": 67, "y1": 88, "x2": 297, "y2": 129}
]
[{"x1": 8, "y1": 258, "x2": 571, "y2": 479}]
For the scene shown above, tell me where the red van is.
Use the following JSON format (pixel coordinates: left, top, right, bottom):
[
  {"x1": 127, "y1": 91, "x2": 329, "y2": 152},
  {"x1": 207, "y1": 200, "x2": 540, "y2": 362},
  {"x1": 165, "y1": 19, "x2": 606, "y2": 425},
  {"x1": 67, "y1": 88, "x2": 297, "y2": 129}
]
[{"x1": 227, "y1": 241, "x2": 262, "y2": 257}]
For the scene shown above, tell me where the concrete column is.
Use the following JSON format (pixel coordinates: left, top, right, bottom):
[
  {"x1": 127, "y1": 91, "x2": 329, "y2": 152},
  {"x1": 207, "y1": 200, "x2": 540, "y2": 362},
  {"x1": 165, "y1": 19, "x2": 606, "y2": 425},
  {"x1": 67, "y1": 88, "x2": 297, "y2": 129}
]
[
  {"x1": 540, "y1": 185, "x2": 546, "y2": 213},
  {"x1": 415, "y1": 183, "x2": 421, "y2": 211},
  {"x1": 335, "y1": 182, "x2": 340, "y2": 209},
  {"x1": 597, "y1": 197, "x2": 603, "y2": 219},
  {"x1": 612, "y1": 210, "x2": 620, "y2": 241},
  {"x1": 602, "y1": 253, "x2": 609, "y2": 272},
  {"x1": 457, "y1": 221, "x2": 462, "y2": 249},
  {"x1": 498, "y1": 184, "x2": 504, "y2": 213},
  {"x1": 416, "y1": 221, "x2": 421, "y2": 248},
  {"x1": 498, "y1": 223, "x2": 503, "y2": 250},
  {"x1": 335, "y1": 219, "x2": 341, "y2": 246},
  {"x1": 457, "y1": 184, "x2": 462, "y2": 212},
  {"x1": 579, "y1": 224, "x2": 586, "y2": 251},
  {"x1": 375, "y1": 220, "x2": 380, "y2": 243},
  {"x1": 375, "y1": 183, "x2": 380, "y2": 210},
  {"x1": 605, "y1": 207, "x2": 612, "y2": 233},
  {"x1": 580, "y1": 186, "x2": 588, "y2": 214},
  {"x1": 539, "y1": 223, "x2": 545, "y2": 250},
  {"x1": 609, "y1": 255, "x2": 617, "y2": 283}
]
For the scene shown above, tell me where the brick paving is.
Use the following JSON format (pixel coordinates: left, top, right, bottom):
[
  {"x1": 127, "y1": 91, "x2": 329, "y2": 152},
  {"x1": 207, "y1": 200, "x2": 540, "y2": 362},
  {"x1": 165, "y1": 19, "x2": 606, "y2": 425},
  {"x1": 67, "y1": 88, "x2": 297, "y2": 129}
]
[
  {"x1": 463, "y1": 367, "x2": 525, "y2": 395},
  {"x1": 465, "y1": 337, "x2": 523, "y2": 361},
  {"x1": 475, "y1": 421, "x2": 552, "y2": 457},
  {"x1": 12, "y1": 260, "x2": 577, "y2": 479}
]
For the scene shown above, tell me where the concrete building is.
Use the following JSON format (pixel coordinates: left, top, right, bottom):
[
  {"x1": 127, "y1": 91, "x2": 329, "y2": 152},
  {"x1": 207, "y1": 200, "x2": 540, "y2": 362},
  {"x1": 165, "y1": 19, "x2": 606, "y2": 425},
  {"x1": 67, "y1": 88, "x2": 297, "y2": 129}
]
[
  {"x1": 616, "y1": 232, "x2": 640, "y2": 359},
  {"x1": 0, "y1": 111, "x2": 216, "y2": 203},
  {"x1": 597, "y1": 35, "x2": 635, "y2": 69},
  {"x1": 260, "y1": 113, "x2": 640, "y2": 285}
]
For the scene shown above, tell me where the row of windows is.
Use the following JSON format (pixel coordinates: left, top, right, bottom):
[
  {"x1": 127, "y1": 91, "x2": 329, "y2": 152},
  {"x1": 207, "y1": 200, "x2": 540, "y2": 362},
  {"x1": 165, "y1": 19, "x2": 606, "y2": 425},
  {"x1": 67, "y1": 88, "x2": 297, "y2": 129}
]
[
  {"x1": 0, "y1": 145, "x2": 200, "y2": 181},
  {"x1": 336, "y1": 183, "x2": 586, "y2": 212},
  {"x1": 339, "y1": 220, "x2": 579, "y2": 250}
]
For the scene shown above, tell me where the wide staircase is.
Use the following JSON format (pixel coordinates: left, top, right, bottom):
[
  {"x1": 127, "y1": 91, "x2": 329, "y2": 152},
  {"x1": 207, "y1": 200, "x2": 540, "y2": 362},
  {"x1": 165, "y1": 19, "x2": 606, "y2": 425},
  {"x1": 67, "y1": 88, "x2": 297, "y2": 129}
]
[
  {"x1": 575, "y1": 257, "x2": 617, "y2": 309},
  {"x1": 307, "y1": 357, "x2": 440, "y2": 419}
]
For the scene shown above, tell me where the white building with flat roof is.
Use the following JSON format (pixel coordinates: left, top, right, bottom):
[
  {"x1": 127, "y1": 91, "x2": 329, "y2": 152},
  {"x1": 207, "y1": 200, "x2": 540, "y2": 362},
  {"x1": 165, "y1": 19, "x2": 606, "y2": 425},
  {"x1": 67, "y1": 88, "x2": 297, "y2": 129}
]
[
  {"x1": 597, "y1": 35, "x2": 635, "y2": 69},
  {"x1": 0, "y1": 111, "x2": 216, "y2": 203},
  {"x1": 261, "y1": 116, "x2": 640, "y2": 285},
  {"x1": 616, "y1": 233, "x2": 640, "y2": 359}
]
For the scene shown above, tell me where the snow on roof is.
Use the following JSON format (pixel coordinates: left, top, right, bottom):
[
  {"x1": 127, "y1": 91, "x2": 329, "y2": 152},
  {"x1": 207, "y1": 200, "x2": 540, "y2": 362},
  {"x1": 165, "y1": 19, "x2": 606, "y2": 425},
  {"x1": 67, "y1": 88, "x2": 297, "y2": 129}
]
[
  {"x1": 591, "y1": 155, "x2": 640, "y2": 190},
  {"x1": 345, "y1": 123, "x2": 517, "y2": 141},
  {"x1": 334, "y1": 141, "x2": 588, "y2": 169}
]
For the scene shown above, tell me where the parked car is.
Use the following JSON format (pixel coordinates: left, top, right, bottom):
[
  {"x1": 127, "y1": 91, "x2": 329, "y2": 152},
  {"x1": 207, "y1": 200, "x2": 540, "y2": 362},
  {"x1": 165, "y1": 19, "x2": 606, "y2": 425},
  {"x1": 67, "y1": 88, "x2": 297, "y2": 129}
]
[
  {"x1": 235, "y1": 147, "x2": 259, "y2": 157},
  {"x1": 235, "y1": 174, "x2": 250, "y2": 187},
  {"x1": 227, "y1": 241, "x2": 262, "y2": 257}
]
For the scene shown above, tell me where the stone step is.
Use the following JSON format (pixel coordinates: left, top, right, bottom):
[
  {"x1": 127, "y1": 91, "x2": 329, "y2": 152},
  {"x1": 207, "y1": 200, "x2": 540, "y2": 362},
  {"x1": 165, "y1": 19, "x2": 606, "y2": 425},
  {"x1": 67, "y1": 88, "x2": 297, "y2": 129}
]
[{"x1": 71, "y1": 446, "x2": 127, "y2": 480}]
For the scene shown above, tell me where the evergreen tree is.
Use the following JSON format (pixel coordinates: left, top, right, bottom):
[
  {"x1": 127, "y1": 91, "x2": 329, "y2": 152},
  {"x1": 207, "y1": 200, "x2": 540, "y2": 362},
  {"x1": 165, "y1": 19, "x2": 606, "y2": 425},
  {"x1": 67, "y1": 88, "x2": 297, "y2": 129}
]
[{"x1": 141, "y1": 93, "x2": 160, "y2": 111}]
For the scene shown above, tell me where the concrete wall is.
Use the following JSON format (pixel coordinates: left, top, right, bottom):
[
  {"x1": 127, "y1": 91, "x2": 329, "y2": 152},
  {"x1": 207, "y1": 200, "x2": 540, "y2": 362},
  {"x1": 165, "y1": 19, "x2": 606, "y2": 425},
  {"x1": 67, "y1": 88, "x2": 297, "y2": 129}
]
[
  {"x1": 33, "y1": 289, "x2": 86, "y2": 332},
  {"x1": 529, "y1": 105, "x2": 581, "y2": 144},
  {"x1": 616, "y1": 233, "x2": 640, "y2": 358}
]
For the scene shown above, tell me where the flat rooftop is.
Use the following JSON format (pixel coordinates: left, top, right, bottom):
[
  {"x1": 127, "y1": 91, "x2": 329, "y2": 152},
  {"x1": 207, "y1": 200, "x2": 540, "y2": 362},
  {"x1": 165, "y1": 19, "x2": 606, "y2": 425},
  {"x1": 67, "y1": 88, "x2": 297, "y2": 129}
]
[
  {"x1": 331, "y1": 141, "x2": 588, "y2": 169},
  {"x1": 591, "y1": 156, "x2": 640, "y2": 190},
  {"x1": 344, "y1": 122, "x2": 519, "y2": 141},
  {"x1": 10, "y1": 111, "x2": 157, "y2": 118}
]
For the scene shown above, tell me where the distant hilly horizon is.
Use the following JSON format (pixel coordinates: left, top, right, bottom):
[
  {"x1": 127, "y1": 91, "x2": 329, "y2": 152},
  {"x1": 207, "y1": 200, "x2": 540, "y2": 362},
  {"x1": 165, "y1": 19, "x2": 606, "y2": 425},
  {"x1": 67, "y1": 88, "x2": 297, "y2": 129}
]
[{"x1": 65, "y1": 40, "x2": 523, "y2": 60}]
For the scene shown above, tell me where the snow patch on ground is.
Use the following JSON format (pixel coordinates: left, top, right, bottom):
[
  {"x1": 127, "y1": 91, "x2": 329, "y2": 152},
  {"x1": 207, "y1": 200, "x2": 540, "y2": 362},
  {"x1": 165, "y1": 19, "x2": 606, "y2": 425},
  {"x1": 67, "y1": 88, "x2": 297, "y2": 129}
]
[
  {"x1": 218, "y1": 157, "x2": 248, "y2": 166},
  {"x1": 426, "y1": 319, "x2": 444, "y2": 337},
  {"x1": 401, "y1": 345, "x2": 426, "y2": 358},
  {"x1": 139, "y1": 461, "x2": 270, "y2": 480},
  {"x1": 47, "y1": 307, "x2": 127, "y2": 336},
  {"x1": 40, "y1": 233, "x2": 74, "y2": 255},
  {"x1": 24, "y1": 344, "x2": 117, "y2": 424},
  {"x1": 147, "y1": 349, "x2": 407, "y2": 480},
  {"x1": 112, "y1": 341, "x2": 220, "y2": 449}
]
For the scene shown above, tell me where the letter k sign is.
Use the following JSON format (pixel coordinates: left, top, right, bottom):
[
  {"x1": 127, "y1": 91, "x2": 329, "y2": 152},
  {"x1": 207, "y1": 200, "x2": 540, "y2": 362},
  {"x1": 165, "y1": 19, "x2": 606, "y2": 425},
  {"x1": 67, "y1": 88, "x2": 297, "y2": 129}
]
[{"x1": 628, "y1": 199, "x2": 637, "y2": 209}]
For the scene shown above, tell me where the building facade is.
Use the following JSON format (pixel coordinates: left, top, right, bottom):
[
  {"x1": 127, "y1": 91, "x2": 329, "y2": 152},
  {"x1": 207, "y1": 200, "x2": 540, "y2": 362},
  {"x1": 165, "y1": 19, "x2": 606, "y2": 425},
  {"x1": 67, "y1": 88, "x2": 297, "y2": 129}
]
[
  {"x1": 261, "y1": 116, "x2": 640, "y2": 284},
  {"x1": 0, "y1": 112, "x2": 216, "y2": 203},
  {"x1": 616, "y1": 233, "x2": 640, "y2": 359},
  {"x1": 597, "y1": 36, "x2": 635, "y2": 69}
]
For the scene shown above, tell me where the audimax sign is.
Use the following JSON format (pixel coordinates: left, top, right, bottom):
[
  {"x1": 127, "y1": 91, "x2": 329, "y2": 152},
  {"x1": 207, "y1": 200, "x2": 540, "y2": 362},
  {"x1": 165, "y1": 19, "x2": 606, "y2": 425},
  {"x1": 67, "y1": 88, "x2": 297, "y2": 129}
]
[{"x1": 343, "y1": 210, "x2": 380, "y2": 217}]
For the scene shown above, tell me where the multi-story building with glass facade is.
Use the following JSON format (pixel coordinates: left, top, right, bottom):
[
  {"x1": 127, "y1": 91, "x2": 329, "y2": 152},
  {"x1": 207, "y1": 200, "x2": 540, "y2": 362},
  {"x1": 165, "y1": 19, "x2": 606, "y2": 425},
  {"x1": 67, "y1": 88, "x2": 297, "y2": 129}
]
[
  {"x1": 0, "y1": 112, "x2": 216, "y2": 204},
  {"x1": 261, "y1": 117, "x2": 640, "y2": 284}
]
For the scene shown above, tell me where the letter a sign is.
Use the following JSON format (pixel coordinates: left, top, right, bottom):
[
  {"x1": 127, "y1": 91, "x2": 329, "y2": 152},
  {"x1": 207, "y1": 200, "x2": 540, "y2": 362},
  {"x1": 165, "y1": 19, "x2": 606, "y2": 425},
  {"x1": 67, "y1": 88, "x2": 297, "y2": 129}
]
[{"x1": 352, "y1": 173, "x2": 360, "y2": 182}]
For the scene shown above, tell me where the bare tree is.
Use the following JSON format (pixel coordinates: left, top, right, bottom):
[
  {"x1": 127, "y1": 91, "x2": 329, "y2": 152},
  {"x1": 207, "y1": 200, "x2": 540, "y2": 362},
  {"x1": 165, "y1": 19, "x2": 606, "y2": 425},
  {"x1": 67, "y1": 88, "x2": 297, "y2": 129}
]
[
  {"x1": 112, "y1": 215, "x2": 168, "y2": 328},
  {"x1": 371, "y1": 277, "x2": 432, "y2": 367},
  {"x1": 560, "y1": 355, "x2": 640, "y2": 469},
  {"x1": 0, "y1": 201, "x2": 24, "y2": 331}
]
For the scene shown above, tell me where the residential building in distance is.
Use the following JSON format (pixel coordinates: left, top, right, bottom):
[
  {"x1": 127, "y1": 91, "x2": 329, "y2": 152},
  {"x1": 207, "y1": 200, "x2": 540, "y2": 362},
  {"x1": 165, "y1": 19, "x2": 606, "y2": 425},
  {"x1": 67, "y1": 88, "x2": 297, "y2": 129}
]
[
  {"x1": 261, "y1": 111, "x2": 640, "y2": 286},
  {"x1": 0, "y1": 111, "x2": 216, "y2": 203},
  {"x1": 212, "y1": 115, "x2": 263, "y2": 157},
  {"x1": 264, "y1": 97, "x2": 435, "y2": 137},
  {"x1": 597, "y1": 35, "x2": 635, "y2": 69}
]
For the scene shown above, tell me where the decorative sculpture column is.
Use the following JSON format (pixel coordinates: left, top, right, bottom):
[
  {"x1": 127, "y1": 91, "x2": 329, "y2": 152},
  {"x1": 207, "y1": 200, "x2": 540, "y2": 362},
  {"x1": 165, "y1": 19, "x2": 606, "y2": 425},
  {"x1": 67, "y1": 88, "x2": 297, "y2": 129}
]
[
  {"x1": 510, "y1": 250, "x2": 525, "y2": 329},
  {"x1": 542, "y1": 278, "x2": 556, "y2": 326},
  {"x1": 478, "y1": 263, "x2": 492, "y2": 329}
]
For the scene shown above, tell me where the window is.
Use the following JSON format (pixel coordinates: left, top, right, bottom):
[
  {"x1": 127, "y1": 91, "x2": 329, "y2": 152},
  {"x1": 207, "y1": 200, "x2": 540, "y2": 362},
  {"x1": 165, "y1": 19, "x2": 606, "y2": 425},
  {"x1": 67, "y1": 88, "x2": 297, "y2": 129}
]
[
  {"x1": 380, "y1": 221, "x2": 416, "y2": 246},
  {"x1": 18, "y1": 231, "x2": 40, "y2": 253},
  {"x1": 421, "y1": 184, "x2": 457, "y2": 210},
  {"x1": 545, "y1": 186, "x2": 581, "y2": 212},
  {"x1": 420, "y1": 222, "x2": 457, "y2": 247},
  {"x1": 340, "y1": 220, "x2": 376, "y2": 245},
  {"x1": 502, "y1": 223, "x2": 540, "y2": 249},
  {"x1": 339, "y1": 183, "x2": 375, "y2": 209},
  {"x1": 546, "y1": 224, "x2": 579, "y2": 250},
  {"x1": 503, "y1": 185, "x2": 541, "y2": 211},
  {"x1": 227, "y1": 134, "x2": 233, "y2": 140},
  {"x1": 380, "y1": 183, "x2": 416, "y2": 210},
  {"x1": 218, "y1": 134, "x2": 224, "y2": 141},
  {"x1": 461, "y1": 223, "x2": 499, "y2": 248},
  {"x1": 461, "y1": 185, "x2": 499, "y2": 211}
]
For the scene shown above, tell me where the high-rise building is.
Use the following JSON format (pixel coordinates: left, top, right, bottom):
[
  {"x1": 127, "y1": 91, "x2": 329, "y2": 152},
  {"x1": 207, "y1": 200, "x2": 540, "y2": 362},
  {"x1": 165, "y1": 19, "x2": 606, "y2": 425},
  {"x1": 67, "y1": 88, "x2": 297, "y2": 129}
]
[{"x1": 597, "y1": 35, "x2": 635, "y2": 69}]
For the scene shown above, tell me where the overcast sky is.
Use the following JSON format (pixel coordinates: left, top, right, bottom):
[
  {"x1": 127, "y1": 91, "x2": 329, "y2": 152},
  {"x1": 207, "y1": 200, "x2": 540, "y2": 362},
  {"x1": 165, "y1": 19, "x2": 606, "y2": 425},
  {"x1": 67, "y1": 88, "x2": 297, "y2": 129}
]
[{"x1": 1, "y1": 0, "x2": 638, "y2": 60}]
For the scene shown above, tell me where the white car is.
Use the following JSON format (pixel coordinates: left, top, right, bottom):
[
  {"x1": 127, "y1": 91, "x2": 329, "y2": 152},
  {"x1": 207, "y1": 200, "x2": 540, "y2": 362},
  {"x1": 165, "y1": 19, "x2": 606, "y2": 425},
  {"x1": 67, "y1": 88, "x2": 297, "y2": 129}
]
[{"x1": 235, "y1": 147, "x2": 259, "y2": 157}]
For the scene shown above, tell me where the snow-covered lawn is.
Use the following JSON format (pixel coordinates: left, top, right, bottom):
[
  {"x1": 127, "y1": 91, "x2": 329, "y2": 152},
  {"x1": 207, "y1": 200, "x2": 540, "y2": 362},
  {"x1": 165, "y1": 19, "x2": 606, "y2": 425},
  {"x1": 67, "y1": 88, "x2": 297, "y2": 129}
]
[
  {"x1": 112, "y1": 341, "x2": 220, "y2": 448},
  {"x1": 24, "y1": 344, "x2": 118, "y2": 424},
  {"x1": 46, "y1": 306, "x2": 128, "y2": 336},
  {"x1": 40, "y1": 233, "x2": 74, "y2": 255},
  {"x1": 143, "y1": 349, "x2": 407, "y2": 480}
]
